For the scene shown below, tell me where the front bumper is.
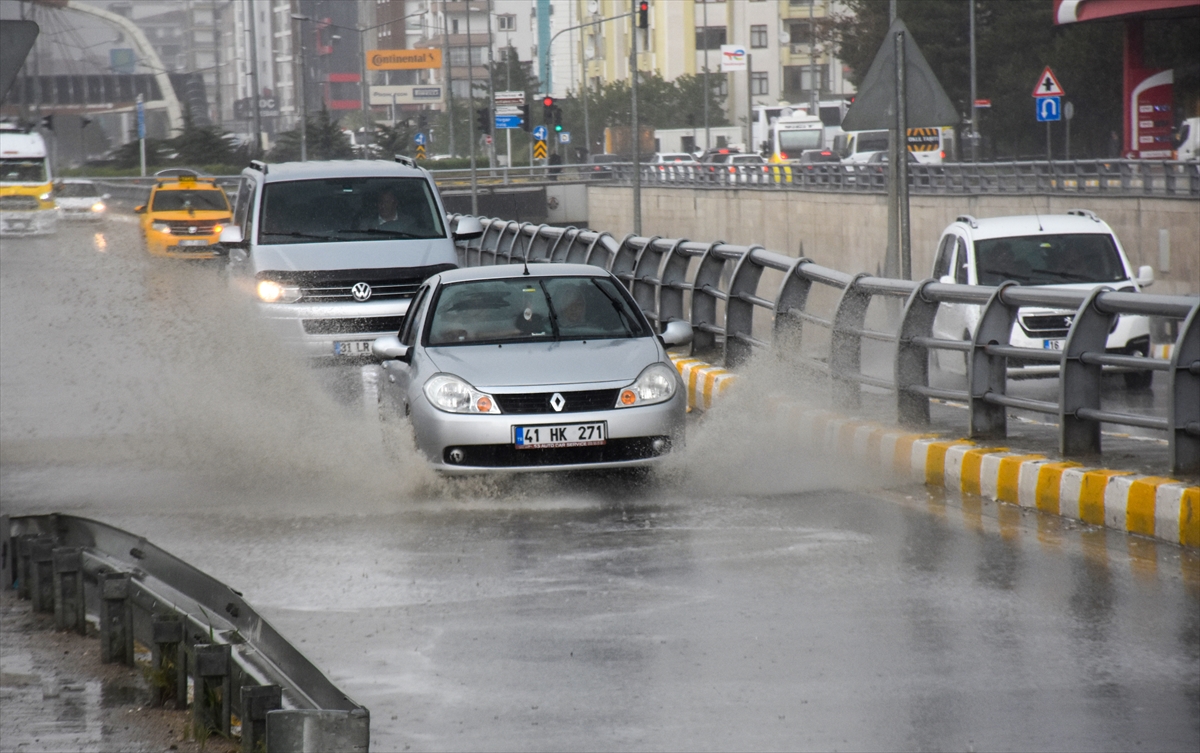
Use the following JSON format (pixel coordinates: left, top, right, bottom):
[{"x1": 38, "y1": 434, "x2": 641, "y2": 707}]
[
  {"x1": 0, "y1": 210, "x2": 58, "y2": 235},
  {"x1": 256, "y1": 297, "x2": 413, "y2": 359},
  {"x1": 145, "y1": 230, "x2": 223, "y2": 258},
  {"x1": 408, "y1": 389, "x2": 688, "y2": 474}
]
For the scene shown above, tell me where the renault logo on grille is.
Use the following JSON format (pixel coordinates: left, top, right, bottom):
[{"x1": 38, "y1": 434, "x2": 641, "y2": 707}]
[
  {"x1": 189, "y1": 226, "x2": 198, "y2": 234},
  {"x1": 351, "y1": 282, "x2": 373, "y2": 302},
  {"x1": 550, "y1": 393, "x2": 566, "y2": 412}
]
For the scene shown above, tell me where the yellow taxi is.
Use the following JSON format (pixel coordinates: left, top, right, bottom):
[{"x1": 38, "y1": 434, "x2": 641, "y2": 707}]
[{"x1": 135, "y1": 175, "x2": 232, "y2": 258}]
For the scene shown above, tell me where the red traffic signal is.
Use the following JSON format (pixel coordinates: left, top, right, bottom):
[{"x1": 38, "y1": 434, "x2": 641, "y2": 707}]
[
  {"x1": 542, "y1": 96, "x2": 554, "y2": 108},
  {"x1": 637, "y1": 1, "x2": 648, "y2": 29}
]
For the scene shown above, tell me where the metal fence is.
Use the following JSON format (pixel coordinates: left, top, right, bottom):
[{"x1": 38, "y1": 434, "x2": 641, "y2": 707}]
[
  {"x1": 2, "y1": 513, "x2": 369, "y2": 752},
  {"x1": 450, "y1": 215, "x2": 1200, "y2": 475}
]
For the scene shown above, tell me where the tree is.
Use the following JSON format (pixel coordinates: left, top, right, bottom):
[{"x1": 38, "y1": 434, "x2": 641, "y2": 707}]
[
  {"x1": 109, "y1": 136, "x2": 169, "y2": 169},
  {"x1": 168, "y1": 112, "x2": 234, "y2": 167},
  {"x1": 832, "y1": 0, "x2": 1198, "y2": 159},
  {"x1": 267, "y1": 108, "x2": 355, "y2": 162}
]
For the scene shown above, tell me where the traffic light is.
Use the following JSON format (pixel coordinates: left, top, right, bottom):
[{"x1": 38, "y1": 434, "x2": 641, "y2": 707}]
[
  {"x1": 637, "y1": 1, "x2": 648, "y2": 29},
  {"x1": 417, "y1": 111, "x2": 428, "y2": 131},
  {"x1": 519, "y1": 103, "x2": 531, "y2": 131},
  {"x1": 476, "y1": 107, "x2": 491, "y2": 135},
  {"x1": 542, "y1": 96, "x2": 554, "y2": 123},
  {"x1": 40, "y1": 114, "x2": 54, "y2": 131},
  {"x1": 553, "y1": 106, "x2": 563, "y2": 133}
]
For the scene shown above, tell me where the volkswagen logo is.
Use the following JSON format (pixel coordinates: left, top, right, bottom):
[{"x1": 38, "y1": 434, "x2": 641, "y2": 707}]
[
  {"x1": 351, "y1": 282, "x2": 373, "y2": 302},
  {"x1": 549, "y1": 392, "x2": 566, "y2": 412}
]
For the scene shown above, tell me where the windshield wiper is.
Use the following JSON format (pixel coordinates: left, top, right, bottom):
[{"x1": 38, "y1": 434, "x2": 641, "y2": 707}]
[
  {"x1": 339, "y1": 228, "x2": 422, "y2": 239},
  {"x1": 591, "y1": 280, "x2": 638, "y2": 336},
  {"x1": 262, "y1": 231, "x2": 336, "y2": 241},
  {"x1": 537, "y1": 280, "x2": 562, "y2": 340}
]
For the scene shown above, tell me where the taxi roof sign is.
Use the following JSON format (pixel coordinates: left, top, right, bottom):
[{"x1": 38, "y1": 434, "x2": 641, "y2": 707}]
[{"x1": 1032, "y1": 66, "x2": 1065, "y2": 98}]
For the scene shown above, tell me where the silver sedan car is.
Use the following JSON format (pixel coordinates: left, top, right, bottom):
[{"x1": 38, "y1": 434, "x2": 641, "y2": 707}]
[{"x1": 372, "y1": 263, "x2": 693, "y2": 474}]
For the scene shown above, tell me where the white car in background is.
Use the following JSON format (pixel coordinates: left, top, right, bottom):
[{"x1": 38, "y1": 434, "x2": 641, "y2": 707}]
[
  {"x1": 54, "y1": 179, "x2": 108, "y2": 221},
  {"x1": 931, "y1": 210, "x2": 1156, "y2": 389}
]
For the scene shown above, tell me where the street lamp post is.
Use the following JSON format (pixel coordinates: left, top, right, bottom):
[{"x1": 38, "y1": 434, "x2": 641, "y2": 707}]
[{"x1": 291, "y1": 13, "x2": 309, "y2": 161}]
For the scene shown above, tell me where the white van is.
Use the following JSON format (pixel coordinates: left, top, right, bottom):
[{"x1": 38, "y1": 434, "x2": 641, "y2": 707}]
[
  {"x1": 218, "y1": 158, "x2": 481, "y2": 359},
  {"x1": 931, "y1": 210, "x2": 1155, "y2": 388}
]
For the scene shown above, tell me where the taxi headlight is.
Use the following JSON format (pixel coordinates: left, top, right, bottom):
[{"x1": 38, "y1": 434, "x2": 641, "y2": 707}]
[
  {"x1": 424, "y1": 374, "x2": 501, "y2": 414},
  {"x1": 255, "y1": 280, "x2": 301, "y2": 303},
  {"x1": 151, "y1": 221, "x2": 172, "y2": 234},
  {"x1": 615, "y1": 363, "x2": 678, "y2": 408},
  {"x1": 39, "y1": 191, "x2": 52, "y2": 201},
  {"x1": 91, "y1": 202, "x2": 106, "y2": 213}
]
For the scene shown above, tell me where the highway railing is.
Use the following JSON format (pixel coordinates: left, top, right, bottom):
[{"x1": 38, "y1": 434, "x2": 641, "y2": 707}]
[
  {"x1": 449, "y1": 215, "x2": 1200, "y2": 475},
  {"x1": 2, "y1": 513, "x2": 369, "y2": 752}
]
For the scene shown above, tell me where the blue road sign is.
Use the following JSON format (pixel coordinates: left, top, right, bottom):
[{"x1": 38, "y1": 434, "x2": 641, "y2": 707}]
[
  {"x1": 414, "y1": 132, "x2": 427, "y2": 145},
  {"x1": 495, "y1": 115, "x2": 523, "y2": 130},
  {"x1": 558, "y1": 131, "x2": 571, "y2": 144},
  {"x1": 533, "y1": 125, "x2": 548, "y2": 141},
  {"x1": 1036, "y1": 96, "x2": 1061, "y2": 122}
]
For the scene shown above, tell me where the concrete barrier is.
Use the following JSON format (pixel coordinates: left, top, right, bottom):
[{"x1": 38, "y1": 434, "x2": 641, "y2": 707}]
[{"x1": 670, "y1": 354, "x2": 1200, "y2": 549}]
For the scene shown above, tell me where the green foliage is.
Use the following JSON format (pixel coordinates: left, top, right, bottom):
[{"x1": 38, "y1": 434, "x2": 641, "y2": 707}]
[
  {"x1": 170, "y1": 112, "x2": 235, "y2": 166},
  {"x1": 108, "y1": 136, "x2": 170, "y2": 169},
  {"x1": 833, "y1": 0, "x2": 1199, "y2": 159},
  {"x1": 267, "y1": 108, "x2": 355, "y2": 162}
]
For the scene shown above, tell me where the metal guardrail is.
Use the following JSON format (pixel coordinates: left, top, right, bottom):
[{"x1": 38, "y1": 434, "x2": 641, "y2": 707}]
[
  {"x1": 75, "y1": 158, "x2": 1200, "y2": 199},
  {"x1": 449, "y1": 215, "x2": 1200, "y2": 475},
  {"x1": 1, "y1": 513, "x2": 369, "y2": 752}
]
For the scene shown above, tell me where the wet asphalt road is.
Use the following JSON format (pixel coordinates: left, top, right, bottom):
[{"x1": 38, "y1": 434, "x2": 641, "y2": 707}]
[{"x1": 2, "y1": 220, "x2": 1198, "y2": 752}]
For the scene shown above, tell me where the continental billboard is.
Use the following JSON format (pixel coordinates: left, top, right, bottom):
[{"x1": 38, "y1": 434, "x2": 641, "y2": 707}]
[{"x1": 366, "y1": 49, "x2": 443, "y2": 71}]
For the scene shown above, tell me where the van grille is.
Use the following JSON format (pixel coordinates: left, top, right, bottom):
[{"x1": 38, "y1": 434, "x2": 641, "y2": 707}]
[
  {"x1": 0, "y1": 196, "x2": 39, "y2": 211},
  {"x1": 302, "y1": 316, "x2": 404, "y2": 335},
  {"x1": 1019, "y1": 313, "x2": 1074, "y2": 339}
]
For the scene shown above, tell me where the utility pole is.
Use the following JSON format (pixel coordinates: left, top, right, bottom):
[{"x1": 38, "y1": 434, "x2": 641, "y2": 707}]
[
  {"x1": 247, "y1": 0, "x2": 262, "y2": 155},
  {"x1": 969, "y1": 0, "x2": 978, "y2": 161},
  {"x1": 291, "y1": 13, "x2": 309, "y2": 161},
  {"x1": 486, "y1": 0, "x2": 497, "y2": 171},
  {"x1": 884, "y1": 0, "x2": 898, "y2": 279},
  {"x1": 808, "y1": 0, "x2": 817, "y2": 116},
  {"x1": 443, "y1": 0, "x2": 455, "y2": 156},
  {"x1": 896, "y1": 29, "x2": 911, "y2": 280},
  {"x1": 630, "y1": 0, "x2": 641, "y2": 235},
  {"x1": 467, "y1": 3, "x2": 478, "y2": 214},
  {"x1": 702, "y1": 0, "x2": 709, "y2": 151}
]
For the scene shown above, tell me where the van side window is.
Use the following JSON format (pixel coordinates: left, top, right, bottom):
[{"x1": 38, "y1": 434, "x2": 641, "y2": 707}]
[
  {"x1": 400, "y1": 286, "x2": 431, "y2": 345},
  {"x1": 233, "y1": 177, "x2": 256, "y2": 236},
  {"x1": 954, "y1": 237, "x2": 970, "y2": 284},
  {"x1": 933, "y1": 235, "x2": 954, "y2": 279}
]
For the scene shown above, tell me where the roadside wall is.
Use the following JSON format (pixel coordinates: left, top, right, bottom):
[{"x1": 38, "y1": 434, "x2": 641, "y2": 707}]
[{"x1": 588, "y1": 187, "x2": 1200, "y2": 295}]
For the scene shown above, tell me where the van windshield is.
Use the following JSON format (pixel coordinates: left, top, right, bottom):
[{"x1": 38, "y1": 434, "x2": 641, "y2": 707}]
[
  {"x1": 259, "y1": 176, "x2": 446, "y2": 244},
  {"x1": 152, "y1": 189, "x2": 229, "y2": 212},
  {"x1": 855, "y1": 131, "x2": 889, "y2": 152},
  {"x1": 974, "y1": 234, "x2": 1127, "y2": 285},
  {"x1": 779, "y1": 129, "x2": 822, "y2": 153}
]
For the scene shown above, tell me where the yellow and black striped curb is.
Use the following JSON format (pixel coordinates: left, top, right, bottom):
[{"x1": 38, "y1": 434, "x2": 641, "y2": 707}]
[{"x1": 669, "y1": 354, "x2": 1200, "y2": 549}]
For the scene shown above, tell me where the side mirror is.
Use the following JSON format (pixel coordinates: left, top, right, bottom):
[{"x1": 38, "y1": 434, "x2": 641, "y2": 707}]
[
  {"x1": 1135, "y1": 265, "x2": 1154, "y2": 287},
  {"x1": 659, "y1": 319, "x2": 694, "y2": 347},
  {"x1": 452, "y1": 216, "x2": 484, "y2": 241},
  {"x1": 134, "y1": 205, "x2": 146, "y2": 214},
  {"x1": 371, "y1": 335, "x2": 410, "y2": 362},
  {"x1": 219, "y1": 225, "x2": 245, "y2": 246}
]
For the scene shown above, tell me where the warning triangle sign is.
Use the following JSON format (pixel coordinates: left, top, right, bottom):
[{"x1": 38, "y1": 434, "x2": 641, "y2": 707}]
[{"x1": 1032, "y1": 67, "x2": 1065, "y2": 97}]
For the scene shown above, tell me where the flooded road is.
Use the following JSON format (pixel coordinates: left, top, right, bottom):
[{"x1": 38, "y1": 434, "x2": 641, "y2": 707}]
[{"x1": 2, "y1": 221, "x2": 1198, "y2": 752}]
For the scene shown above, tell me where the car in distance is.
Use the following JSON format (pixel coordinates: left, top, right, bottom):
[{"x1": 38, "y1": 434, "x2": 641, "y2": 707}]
[
  {"x1": 371, "y1": 263, "x2": 693, "y2": 473},
  {"x1": 135, "y1": 174, "x2": 233, "y2": 258},
  {"x1": 587, "y1": 154, "x2": 623, "y2": 180},
  {"x1": 218, "y1": 158, "x2": 480, "y2": 360},
  {"x1": 931, "y1": 210, "x2": 1156, "y2": 388},
  {"x1": 54, "y1": 179, "x2": 108, "y2": 221},
  {"x1": 649, "y1": 152, "x2": 698, "y2": 183}
]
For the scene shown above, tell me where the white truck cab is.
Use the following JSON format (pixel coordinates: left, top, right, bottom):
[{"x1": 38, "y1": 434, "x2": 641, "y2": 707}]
[
  {"x1": 0, "y1": 122, "x2": 58, "y2": 236},
  {"x1": 218, "y1": 158, "x2": 481, "y2": 360},
  {"x1": 931, "y1": 210, "x2": 1156, "y2": 388}
]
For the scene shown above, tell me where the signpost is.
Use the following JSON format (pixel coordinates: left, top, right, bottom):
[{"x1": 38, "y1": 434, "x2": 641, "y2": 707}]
[
  {"x1": 414, "y1": 131, "x2": 426, "y2": 160},
  {"x1": 494, "y1": 91, "x2": 526, "y2": 171},
  {"x1": 136, "y1": 94, "x2": 146, "y2": 177},
  {"x1": 533, "y1": 124, "x2": 548, "y2": 161},
  {"x1": 1032, "y1": 66, "x2": 1065, "y2": 161}
]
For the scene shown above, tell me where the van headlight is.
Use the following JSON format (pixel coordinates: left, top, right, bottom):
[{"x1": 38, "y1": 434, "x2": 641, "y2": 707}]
[
  {"x1": 39, "y1": 191, "x2": 53, "y2": 201},
  {"x1": 151, "y1": 221, "x2": 172, "y2": 234},
  {"x1": 615, "y1": 363, "x2": 678, "y2": 408},
  {"x1": 256, "y1": 280, "x2": 302, "y2": 303},
  {"x1": 424, "y1": 374, "x2": 501, "y2": 414}
]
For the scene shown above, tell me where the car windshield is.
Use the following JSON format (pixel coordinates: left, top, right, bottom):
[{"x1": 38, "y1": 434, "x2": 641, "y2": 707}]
[
  {"x1": 779, "y1": 130, "x2": 822, "y2": 153},
  {"x1": 151, "y1": 188, "x2": 229, "y2": 212},
  {"x1": 427, "y1": 276, "x2": 649, "y2": 346},
  {"x1": 259, "y1": 176, "x2": 445, "y2": 244},
  {"x1": 57, "y1": 182, "x2": 98, "y2": 197},
  {"x1": 0, "y1": 158, "x2": 47, "y2": 182},
  {"x1": 974, "y1": 234, "x2": 1128, "y2": 285}
]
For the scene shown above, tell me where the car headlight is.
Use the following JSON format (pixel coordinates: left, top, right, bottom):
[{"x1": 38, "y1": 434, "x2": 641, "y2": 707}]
[
  {"x1": 424, "y1": 374, "x2": 501, "y2": 414},
  {"x1": 256, "y1": 280, "x2": 302, "y2": 303},
  {"x1": 615, "y1": 363, "x2": 678, "y2": 408},
  {"x1": 151, "y1": 221, "x2": 172, "y2": 234},
  {"x1": 91, "y1": 202, "x2": 106, "y2": 213},
  {"x1": 39, "y1": 191, "x2": 52, "y2": 201}
]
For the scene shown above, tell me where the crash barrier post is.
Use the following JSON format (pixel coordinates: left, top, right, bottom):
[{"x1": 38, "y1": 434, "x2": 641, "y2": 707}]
[
  {"x1": 29, "y1": 536, "x2": 56, "y2": 613},
  {"x1": 5, "y1": 514, "x2": 371, "y2": 750},
  {"x1": 449, "y1": 214, "x2": 1200, "y2": 476},
  {"x1": 241, "y1": 684, "x2": 283, "y2": 753},
  {"x1": 150, "y1": 613, "x2": 183, "y2": 707},
  {"x1": 193, "y1": 643, "x2": 232, "y2": 738},
  {"x1": 100, "y1": 571, "x2": 134, "y2": 665},
  {"x1": 266, "y1": 709, "x2": 371, "y2": 753},
  {"x1": 52, "y1": 547, "x2": 86, "y2": 634}
]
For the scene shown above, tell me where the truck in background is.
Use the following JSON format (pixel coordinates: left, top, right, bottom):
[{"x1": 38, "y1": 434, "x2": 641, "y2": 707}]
[
  {"x1": 0, "y1": 122, "x2": 58, "y2": 236},
  {"x1": 834, "y1": 126, "x2": 956, "y2": 165}
]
